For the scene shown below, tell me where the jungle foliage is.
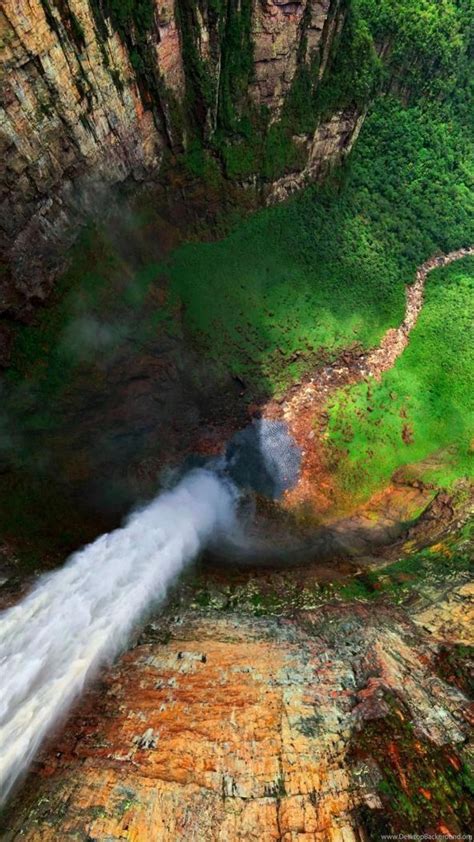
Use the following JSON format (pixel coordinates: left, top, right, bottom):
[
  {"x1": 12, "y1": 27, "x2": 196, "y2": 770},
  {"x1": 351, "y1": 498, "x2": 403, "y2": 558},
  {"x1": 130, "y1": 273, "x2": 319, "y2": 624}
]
[
  {"x1": 164, "y1": 92, "x2": 473, "y2": 395},
  {"x1": 86, "y1": 0, "x2": 473, "y2": 180}
]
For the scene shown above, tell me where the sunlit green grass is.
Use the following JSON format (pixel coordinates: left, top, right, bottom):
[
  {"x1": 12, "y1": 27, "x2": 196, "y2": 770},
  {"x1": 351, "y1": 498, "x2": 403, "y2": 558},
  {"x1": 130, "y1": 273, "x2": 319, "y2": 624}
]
[
  {"x1": 164, "y1": 207, "x2": 404, "y2": 394},
  {"x1": 7, "y1": 97, "x2": 473, "y2": 407},
  {"x1": 164, "y1": 97, "x2": 473, "y2": 395},
  {"x1": 3, "y1": 97, "x2": 473, "y2": 523},
  {"x1": 327, "y1": 258, "x2": 474, "y2": 498}
]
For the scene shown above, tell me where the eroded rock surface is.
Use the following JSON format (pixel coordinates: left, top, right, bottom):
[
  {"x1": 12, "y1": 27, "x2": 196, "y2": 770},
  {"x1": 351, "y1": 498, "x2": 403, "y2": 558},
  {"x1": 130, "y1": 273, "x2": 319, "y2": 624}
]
[
  {"x1": 2, "y1": 518, "x2": 472, "y2": 840},
  {"x1": 1, "y1": 0, "x2": 365, "y2": 314}
]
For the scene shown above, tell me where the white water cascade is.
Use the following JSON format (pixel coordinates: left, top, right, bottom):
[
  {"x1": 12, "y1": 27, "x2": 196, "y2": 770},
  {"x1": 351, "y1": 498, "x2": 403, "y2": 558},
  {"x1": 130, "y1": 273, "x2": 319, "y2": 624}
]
[{"x1": 0, "y1": 469, "x2": 236, "y2": 802}]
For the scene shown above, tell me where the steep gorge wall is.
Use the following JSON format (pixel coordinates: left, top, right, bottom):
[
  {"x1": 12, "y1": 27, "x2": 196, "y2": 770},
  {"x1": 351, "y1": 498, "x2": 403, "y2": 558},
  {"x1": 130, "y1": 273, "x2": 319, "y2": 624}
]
[
  {"x1": 1, "y1": 0, "x2": 366, "y2": 316},
  {"x1": 2, "y1": 0, "x2": 468, "y2": 319},
  {"x1": 0, "y1": 0, "x2": 181, "y2": 313}
]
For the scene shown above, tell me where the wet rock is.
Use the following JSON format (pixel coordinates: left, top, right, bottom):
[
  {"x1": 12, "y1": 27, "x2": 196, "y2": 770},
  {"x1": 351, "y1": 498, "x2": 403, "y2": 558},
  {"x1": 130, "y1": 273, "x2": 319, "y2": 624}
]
[{"x1": 2, "y1": 575, "x2": 472, "y2": 840}]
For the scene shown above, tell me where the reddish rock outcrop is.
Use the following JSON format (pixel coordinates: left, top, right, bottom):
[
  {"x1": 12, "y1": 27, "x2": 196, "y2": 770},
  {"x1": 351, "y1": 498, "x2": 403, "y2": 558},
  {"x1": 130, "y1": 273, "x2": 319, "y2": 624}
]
[{"x1": 2, "y1": 574, "x2": 472, "y2": 840}]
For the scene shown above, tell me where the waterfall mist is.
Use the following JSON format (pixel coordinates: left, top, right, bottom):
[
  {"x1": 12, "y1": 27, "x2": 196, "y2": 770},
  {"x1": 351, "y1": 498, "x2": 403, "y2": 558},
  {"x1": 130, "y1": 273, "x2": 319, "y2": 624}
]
[{"x1": 0, "y1": 469, "x2": 237, "y2": 803}]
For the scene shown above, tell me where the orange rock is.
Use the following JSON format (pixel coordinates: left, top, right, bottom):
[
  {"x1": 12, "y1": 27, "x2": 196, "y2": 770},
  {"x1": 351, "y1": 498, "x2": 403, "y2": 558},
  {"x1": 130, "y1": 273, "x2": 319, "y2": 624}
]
[{"x1": 3, "y1": 599, "x2": 472, "y2": 839}]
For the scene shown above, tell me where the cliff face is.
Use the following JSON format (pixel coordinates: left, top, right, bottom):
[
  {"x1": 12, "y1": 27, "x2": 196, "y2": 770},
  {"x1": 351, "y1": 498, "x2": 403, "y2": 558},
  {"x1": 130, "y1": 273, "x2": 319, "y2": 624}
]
[
  {"x1": 250, "y1": 0, "x2": 343, "y2": 110},
  {"x1": 0, "y1": 0, "x2": 364, "y2": 315},
  {"x1": 2, "y1": 515, "x2": 472, "y2": 840},
  {"x1": 1, "y1": 0, "x2": 177, "y2": 313}
]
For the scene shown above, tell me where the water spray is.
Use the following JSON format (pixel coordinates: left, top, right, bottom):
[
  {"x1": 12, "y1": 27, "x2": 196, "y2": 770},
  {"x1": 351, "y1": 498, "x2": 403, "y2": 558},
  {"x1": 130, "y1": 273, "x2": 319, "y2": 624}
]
[{"x1": 0, "y1": 469, "x2": 236, "y2": 802}]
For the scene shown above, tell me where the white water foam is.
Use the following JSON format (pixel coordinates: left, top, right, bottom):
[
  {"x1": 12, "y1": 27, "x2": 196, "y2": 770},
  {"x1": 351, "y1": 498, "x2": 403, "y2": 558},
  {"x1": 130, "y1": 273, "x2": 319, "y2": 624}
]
[{"x1": 0, "y1": 469, "x2": 236, "y2": 802}]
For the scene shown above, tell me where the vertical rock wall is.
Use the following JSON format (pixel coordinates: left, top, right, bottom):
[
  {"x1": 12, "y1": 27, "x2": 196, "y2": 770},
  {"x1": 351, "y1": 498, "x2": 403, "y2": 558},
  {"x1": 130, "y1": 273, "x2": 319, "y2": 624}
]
[
  {"x1": 0, "y1": 0, "x2": 185, "y2": 311},
  {"x1": 250, "y1": 0, "x2": 344, "y2": 112},
  {"x1": 0, "y1": 0, "x2": 365, "y2": 314}
]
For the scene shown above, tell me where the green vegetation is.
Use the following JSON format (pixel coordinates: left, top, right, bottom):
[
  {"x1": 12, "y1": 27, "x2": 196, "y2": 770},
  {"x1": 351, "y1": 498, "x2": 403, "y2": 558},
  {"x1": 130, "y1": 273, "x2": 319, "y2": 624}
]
[
  {"x1": 163, "y1": 95, "x2": 473, "y2": 397},
  {"x1": 174, "y1": 0, "x2": 218, "y2": 136},
  {"x1": 208, "y1": 0, "x2": 469, "y2": 180},
  {"x1": 5, "y1": 89, "x2": 472, "y2": 513},
  {"x1": 6, "y1": 225, "x2": 165, "y2": 401},
  {"x1": 309, "y1": 0, "x2": 471, "y2": 123},
  {"x1": 216, "y1": 0, "x2": 254, "y2": 132},
  {"x1": 3, "y1": 2, "x2": 472, "y2": 540},
  {"x1": 98, "y1": 0, "x2": 155, "y2": 39},
  {"x1": 312, "y1": 4, "x2": 383, "y2": 120},
  {"x1": 337, "y1": 522, "x2": 473, "y2": 602},
  {"x1": 356, "y1": 0, "x2": 472, "y2": 96},
  {"x1": 89, "y1": 0, "x2": 182, "y2": 145},
  {"x1": 352, "y1": 692, "x2": 473, "y2": 835},
  {"x1": 84, "y1": 0, "x2": 471, "y2": 182},
  {"x1": 182, "y1": 520, "x2": 473, "y2": 615},
  {"x1": 0, "y1": 218, "x2": 177, "y2": 553},
  {"x1": 327, "y1": 258, "x2": 474, "y2": 499}
]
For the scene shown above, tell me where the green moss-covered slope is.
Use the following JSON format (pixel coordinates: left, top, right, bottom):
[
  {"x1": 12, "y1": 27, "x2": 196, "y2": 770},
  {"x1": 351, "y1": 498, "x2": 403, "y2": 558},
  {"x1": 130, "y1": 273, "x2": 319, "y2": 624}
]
[
  {"x1": 327, "y1": 257, "x2": 474, "y2": 499},
  {"x1": 163, "y1": 95, "x2": 473, "y2": 396}
]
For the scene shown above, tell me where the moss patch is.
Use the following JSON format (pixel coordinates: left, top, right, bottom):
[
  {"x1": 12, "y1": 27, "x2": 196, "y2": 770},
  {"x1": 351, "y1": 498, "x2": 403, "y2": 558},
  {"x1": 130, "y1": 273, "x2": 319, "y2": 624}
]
[
  {"x1": 434, "y1": 643, "x2": 474, "y2": 698},
  {"x1": 350, "y1": 693, "x2": 473, "y2": 835}
]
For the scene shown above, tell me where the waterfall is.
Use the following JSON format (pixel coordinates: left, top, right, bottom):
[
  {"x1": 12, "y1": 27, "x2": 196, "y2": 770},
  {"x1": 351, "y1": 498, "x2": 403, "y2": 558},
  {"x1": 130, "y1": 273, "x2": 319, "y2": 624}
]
[{"x1": 0, "y1": 469, "x2": 236, "y2": 802}]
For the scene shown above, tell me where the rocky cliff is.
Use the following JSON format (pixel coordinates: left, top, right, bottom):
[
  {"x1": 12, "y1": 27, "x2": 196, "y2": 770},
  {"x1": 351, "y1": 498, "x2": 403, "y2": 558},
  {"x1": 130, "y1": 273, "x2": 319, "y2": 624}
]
[
  {"x1": 1, "y1": 0, "x2": 370, "y2": 316},
  {"x1": 1, "y1": 505, "x2": 472, "y2": 840}
]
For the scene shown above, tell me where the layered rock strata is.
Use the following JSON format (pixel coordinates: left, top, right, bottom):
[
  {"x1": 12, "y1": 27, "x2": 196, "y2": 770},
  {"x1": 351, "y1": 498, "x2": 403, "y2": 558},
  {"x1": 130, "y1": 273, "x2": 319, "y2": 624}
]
[
  {"x1": 2, "y1": 558, "x2": 472, "y2": 840},
  {"x1": 1, "y1": 0, "x2": 363, "y2": 315}
]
